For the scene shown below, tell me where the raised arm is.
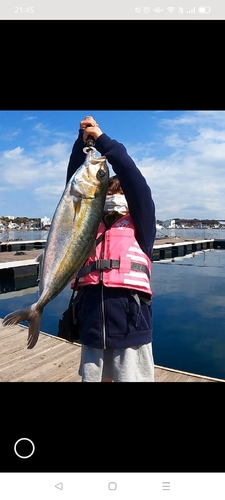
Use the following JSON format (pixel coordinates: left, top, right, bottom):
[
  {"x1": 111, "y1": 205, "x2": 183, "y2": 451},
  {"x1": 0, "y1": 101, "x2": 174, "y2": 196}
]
[
  {"x1": 83, "y1": 124, "x2": 156, "y2": 257},
  {"x1": 66, "y1": 130, "x2": 86, "y2": 184},
  {"x1": 66, "y1": 116, "x2": 99, "y2": 184}
]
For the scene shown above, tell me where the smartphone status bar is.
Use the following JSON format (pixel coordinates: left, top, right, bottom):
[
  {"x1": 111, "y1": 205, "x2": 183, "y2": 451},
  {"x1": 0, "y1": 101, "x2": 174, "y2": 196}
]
[{"x1": 0, "y1": 1, "x2": 224, "y2": 19}]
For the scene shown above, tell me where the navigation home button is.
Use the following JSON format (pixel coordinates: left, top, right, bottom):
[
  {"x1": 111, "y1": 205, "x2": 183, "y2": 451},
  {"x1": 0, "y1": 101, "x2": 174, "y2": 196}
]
[{"x1": 14, "y1": 438, "x2": 35, "y2": 459}]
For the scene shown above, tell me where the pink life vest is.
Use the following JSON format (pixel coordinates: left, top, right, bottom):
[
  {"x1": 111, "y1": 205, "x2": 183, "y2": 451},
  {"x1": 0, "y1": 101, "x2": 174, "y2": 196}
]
[{"x1": 72, "y1": 214, "x2": 152, "y2": 298}]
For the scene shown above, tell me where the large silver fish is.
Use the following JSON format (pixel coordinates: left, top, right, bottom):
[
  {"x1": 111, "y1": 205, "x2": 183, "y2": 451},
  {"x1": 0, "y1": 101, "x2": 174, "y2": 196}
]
[{"x1": 2, "y1": 154, "x2": 109, "y2": 348}]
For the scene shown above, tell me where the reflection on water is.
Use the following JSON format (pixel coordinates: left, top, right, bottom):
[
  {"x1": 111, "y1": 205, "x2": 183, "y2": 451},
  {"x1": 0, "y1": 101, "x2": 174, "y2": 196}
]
[
  {"x1": 0, "y1": 230, "x2": 48, "y2": 243},
  {"x1": 0, "y1": 249, "x2": 225, "y2": 380},
  {"x1": 152, "y1": 249, "x2": 225, "y2": 379},
  {"x1": 156, "y1": 227, "x2": 225, "y2": 240}
]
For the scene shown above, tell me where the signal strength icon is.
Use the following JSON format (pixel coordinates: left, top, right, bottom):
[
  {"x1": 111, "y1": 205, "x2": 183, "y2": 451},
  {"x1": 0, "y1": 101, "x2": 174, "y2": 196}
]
[
  {"x1": 187, "y1": 6, "x2": 195, "y2": 12},
  {"x1": 167, "y1": 6, "x2": 175, "y2": 12}
]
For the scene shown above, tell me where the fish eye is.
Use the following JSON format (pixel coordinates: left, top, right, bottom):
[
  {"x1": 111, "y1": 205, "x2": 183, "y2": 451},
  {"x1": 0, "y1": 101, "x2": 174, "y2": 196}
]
[{"x1": 97, "y1": 169, "x2": 106, "y2": 180}]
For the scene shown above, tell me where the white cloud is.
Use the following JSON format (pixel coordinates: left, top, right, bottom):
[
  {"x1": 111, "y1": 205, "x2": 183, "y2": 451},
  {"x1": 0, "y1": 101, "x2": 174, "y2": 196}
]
[
  {"x1": 164, "y1": 133, "x2": 187, "y2": 148},
  {"x1": 37, "y1": 142, "x2": 70, "y2": 160},
  {"x1": 0, "y1": 142, "x2": 68, "y2": 191},
  {"x1": 4, "y1": 146, "x2": 24, "y2": 159},
  {"x1": 33, "y1": 123, "x2": 51, "y2": 135},
  {"x1": 23, "y1": 116, "x2": 37, "y2": 121},
  {"x1": 34, "y1": 183, "x2": 64, "y2": 199},
  {"x1": 132, "y1": 117, "x2": 225, "y2": 220},
  {"x1": 1, "y1": 130, "x2": 22, "y2": 141},
  {"x1": 160, "y1": 110, "x2": 225, "y2": 129},
  {"x1": 125, "y1": 142, "x2": 154, "y2": 158}
]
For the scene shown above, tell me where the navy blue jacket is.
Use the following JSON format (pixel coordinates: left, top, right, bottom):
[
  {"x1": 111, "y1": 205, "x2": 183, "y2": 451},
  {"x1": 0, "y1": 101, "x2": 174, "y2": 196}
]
[{"x1": 66, "y1": 131, "x2": 156, "y2": 349}]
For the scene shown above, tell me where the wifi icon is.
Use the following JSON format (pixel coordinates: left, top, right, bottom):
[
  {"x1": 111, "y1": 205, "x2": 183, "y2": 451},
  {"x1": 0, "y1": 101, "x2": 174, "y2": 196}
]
[{"x1": 167, "y1": 6, "x2": 175, "y2": 12}]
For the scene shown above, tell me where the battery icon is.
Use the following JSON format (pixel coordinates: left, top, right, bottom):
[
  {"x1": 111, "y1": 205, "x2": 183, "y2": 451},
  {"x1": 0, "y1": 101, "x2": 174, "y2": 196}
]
[{"x1": 198, "y1": 6, "x2": 211, "y2": 13}]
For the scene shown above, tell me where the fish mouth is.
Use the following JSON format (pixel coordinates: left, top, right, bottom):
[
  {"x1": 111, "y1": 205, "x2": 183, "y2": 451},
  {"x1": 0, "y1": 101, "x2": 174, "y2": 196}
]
[{"x1": 89, "y1": 155, "x2": 106, "y2": 165}]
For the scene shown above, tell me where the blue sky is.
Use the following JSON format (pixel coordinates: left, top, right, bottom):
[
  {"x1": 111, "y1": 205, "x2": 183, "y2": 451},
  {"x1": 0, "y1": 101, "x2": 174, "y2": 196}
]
[{"x1": 0, "y1": 110, "x2": 225, "y2": 221}]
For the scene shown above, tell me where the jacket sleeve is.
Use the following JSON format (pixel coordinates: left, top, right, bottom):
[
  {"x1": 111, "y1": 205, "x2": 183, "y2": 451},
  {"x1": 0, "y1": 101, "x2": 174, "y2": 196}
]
[
  {"x1": 65, "y1": 130, "x2": 87, "y2": 184},
  {"x1": 95, "y1": 133, "x2": 156, "y2": 257}
]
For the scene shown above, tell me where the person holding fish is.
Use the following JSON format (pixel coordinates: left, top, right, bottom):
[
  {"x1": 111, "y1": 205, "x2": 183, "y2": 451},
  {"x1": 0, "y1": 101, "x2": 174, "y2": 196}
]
[
  {"x1": 2, "y1": 114, "x2": 156, "y2": 381},
  {"x1": 66, "y1": 115, "x2": 156, "y2": 382}
]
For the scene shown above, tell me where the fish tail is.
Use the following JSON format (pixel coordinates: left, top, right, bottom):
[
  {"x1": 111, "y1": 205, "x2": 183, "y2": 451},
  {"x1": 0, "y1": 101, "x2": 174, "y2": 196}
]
[{"x1": 2, "y1": 304, "x2": 42, "y2": 349}]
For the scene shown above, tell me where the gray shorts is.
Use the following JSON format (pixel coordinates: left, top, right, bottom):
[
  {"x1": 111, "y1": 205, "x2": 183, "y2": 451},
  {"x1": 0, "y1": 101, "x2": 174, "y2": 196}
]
[{"x1": 78, "y1": 342, "x2": 154, "y2": 382}]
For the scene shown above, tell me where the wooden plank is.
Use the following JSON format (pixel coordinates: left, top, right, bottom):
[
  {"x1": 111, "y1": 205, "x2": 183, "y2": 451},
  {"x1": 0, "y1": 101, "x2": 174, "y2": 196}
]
[
  {"x1": 154, "y1": 366, "x2": 223, "y2": 382},
  {"x1": 0, "y1": 321, "x2": 82, "y2": 382}
]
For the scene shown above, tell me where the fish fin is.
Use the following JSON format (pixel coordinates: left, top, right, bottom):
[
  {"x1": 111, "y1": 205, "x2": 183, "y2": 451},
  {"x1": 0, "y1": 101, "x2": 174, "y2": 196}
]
[
  {"x1": 2, "y1": 307, "x2": 32, "y2": 327},
  {"x1": 73, "y1": 197, "x2": 82, "y2": 219},
  {"x1": 27, "y1": 309, "x2": 42, "y2": 349},
  {"x1": 2, "y1": 304, "x2": 42, "y2": 349}
]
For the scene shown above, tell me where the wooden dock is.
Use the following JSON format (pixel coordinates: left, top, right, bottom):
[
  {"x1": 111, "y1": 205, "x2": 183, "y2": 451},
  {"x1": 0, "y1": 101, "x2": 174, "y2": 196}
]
[
  {"x1": 0, "y1": 320, "x2": 224, "y2": 382},
  {"x1": 0, "y1": 320, "x2": 82, "y2": 382}
]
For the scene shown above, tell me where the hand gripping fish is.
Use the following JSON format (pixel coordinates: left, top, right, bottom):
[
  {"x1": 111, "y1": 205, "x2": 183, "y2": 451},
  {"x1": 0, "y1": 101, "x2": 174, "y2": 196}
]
[{"x1": 2, "y1": 155, "x2": 109, "y2": 348}]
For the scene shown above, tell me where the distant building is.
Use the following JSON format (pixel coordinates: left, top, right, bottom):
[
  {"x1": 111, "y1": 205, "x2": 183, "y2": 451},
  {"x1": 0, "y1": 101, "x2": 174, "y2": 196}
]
[
  {"x1": 8, "y1": 221, "x2": 19, "y2": 229},
  {"x1": 163, "y1": 219, "x2": 176, "y2": 229},
  {"x1": 175, "y1": 219, "x2": 183, "y2": 228},
  {"x1": 41, "y1": 216, "x2": 52, "y2": 229}
]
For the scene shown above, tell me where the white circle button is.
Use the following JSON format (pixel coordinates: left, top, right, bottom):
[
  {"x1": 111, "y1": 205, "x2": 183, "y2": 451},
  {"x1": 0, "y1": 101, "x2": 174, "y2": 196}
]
[{"x1": 14, "y1": 438, "x2": 35, "y2": 459}]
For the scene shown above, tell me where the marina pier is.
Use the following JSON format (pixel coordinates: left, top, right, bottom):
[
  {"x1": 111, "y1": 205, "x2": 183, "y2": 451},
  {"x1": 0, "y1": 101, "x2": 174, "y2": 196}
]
[{"x1": 0, "y1": 236, "x2": 223, "y2": 283}]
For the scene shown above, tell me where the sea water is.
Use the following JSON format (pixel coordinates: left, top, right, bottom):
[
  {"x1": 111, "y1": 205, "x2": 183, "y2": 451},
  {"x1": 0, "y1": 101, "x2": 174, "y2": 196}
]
[
  {"x1": 0, "y1": 246, "x2": 225, "y2": 380},
  {"x1": 1, "y1": 227, "x2": 225, "y2": 243},
  {"x1": 152, "y1": 248, "x2": 225, "y2": 379}
]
